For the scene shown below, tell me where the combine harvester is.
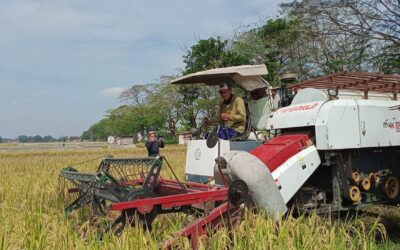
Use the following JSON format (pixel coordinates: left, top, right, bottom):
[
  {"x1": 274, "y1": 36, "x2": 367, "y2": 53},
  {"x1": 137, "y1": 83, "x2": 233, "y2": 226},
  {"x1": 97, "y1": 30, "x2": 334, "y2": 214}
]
[{"x1": 59, "y1": 65, "x2": 400, "y2": 248}]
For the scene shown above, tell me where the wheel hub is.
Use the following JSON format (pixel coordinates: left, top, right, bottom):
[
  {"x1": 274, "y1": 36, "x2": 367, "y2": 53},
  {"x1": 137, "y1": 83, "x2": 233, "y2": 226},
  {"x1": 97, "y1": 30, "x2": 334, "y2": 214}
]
[{"x1": 228, "y1": 180, "x2": 249, "y2": 206}]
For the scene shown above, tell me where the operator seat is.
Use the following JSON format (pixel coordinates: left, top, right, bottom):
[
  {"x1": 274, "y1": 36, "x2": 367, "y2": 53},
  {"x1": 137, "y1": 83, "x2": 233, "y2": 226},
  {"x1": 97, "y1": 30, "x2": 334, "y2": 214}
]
[{"x1": 230, "y1": 114, "x2": 252, "y2": 141}]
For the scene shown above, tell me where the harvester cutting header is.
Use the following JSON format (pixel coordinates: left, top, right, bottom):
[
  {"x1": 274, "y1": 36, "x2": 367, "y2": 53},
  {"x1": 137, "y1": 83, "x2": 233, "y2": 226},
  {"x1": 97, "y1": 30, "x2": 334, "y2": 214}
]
[{"x1": 59, "y1": 64, "x2": 400, "y2": 248}]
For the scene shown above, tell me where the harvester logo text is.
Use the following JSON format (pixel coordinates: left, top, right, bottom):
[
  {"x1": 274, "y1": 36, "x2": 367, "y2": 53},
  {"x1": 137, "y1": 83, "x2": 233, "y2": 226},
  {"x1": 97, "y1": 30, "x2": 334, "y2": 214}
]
[
  {"x1": 276, "y1": 103, "x2": 319, "y2": 114},
  {"x1": 383, "y1": 118, "x2": 396, "y2": 129},
  {"x1": 388, "y1": 105, "x2": 400, "y2": 111},
  {"x1": 383, "y1": 118, "x2": 400, "y2": 132}
]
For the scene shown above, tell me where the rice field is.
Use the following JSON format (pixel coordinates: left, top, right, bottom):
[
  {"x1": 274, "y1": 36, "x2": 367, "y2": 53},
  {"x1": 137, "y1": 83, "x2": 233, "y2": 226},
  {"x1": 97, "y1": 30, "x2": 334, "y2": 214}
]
[{"x1": 0, "y1": 143, "x2": 399, "y2": 249}]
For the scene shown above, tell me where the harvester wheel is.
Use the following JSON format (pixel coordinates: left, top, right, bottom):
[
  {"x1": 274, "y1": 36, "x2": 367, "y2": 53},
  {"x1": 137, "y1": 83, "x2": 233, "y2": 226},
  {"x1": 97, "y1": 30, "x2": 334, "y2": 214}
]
[
  {"x1": 373, "y1": 173, "x2": 382, "y2": 183},
  {"x1": 361, "y1": 178, "x2": 371, "y2": 191},
  {"x1": 215, "y1": 151, "x2": 287, "y2": 221},
  {"x1": 349, "y1": 186, "x2": 361, "y2": 202},
  {"x1": 351, "y1": 172, "x2": 362, "y2": 183},
  {"x1": 383, "y1": 177, "x2": 399, "y2": 200},
  {"x1": 228, "y1": 180, "x2": 249, "y2": 206},
  {"x1": 368, "y1": 173, "x2": 375, "y2": 182}
]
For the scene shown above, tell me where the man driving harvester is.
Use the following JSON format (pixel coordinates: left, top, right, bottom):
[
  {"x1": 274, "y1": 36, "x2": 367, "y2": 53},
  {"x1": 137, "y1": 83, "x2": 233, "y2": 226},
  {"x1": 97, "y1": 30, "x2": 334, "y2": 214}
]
[{"x1": 205, "y1": 83, "x2": 246, "y2": 140}]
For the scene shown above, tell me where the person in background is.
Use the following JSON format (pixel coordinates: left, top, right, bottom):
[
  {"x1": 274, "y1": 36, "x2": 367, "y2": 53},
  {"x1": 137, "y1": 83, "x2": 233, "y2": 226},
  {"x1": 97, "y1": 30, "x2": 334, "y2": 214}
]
[
  {"x1": 248, "y1": 87, "x2": 272, "y2": 141},
  {"x1": 205, "y1": 83, "x2": 246, "y2": 139},
  {"x1": 270, "y1": 86, "x2": 281, "y2": 110},
  {"x1": 145, "y1": 131, "x2": 164, "y2": 156},
  {"x1": 248, "y1": 87, "x2": 270, "y2": 130}
]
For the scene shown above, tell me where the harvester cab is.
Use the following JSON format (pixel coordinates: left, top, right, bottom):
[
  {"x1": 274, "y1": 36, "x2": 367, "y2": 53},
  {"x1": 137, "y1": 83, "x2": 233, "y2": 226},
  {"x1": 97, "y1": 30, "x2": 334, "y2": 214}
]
[{"x1": 170, "y1": 64, "x2": 278, "y2": 183}]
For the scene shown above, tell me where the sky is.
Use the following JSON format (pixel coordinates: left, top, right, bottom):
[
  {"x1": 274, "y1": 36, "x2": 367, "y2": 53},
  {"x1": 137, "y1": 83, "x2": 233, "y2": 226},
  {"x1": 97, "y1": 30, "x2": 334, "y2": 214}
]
[{"x1": 0, "y1": 0, "x2": 282, "y2": 138}]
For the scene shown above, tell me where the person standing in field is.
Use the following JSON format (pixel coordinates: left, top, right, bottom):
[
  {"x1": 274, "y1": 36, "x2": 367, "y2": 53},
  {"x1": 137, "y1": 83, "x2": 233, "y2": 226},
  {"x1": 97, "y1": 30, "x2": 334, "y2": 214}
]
[{"x1": 145, "y1": 131, "x2": 164, "y2": 156}]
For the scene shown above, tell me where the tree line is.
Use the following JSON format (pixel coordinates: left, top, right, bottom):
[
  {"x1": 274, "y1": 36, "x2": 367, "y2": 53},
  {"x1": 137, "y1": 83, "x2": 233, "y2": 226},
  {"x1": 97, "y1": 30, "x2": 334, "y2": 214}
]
[
  {"x1": 17, "y1": 135, "x2": 68, "y2": 143},
  {"x1": 82, "y1": 0, "x2": 399, "y2": 141},
  {"x1": 0, "y1": 135, "x2": 70, "y2": 143}
]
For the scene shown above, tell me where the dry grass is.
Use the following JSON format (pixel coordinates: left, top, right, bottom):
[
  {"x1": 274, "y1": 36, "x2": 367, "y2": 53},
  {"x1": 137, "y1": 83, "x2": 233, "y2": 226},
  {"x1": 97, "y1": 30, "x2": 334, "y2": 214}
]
[{"x1": 0, "y1": 144, "x2": 398, "y2": 249}]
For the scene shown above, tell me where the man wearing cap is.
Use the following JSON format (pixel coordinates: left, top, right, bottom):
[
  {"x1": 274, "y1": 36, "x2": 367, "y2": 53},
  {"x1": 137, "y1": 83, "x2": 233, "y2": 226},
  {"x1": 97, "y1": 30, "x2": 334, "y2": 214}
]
[{"x1": 205, "y1": 83, "x2": 246, "y2": 139}]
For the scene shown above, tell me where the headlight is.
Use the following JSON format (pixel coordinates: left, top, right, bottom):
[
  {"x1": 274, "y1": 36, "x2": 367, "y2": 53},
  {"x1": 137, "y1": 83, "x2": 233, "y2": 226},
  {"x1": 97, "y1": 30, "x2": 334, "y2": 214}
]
[{"x1": 328, "y1": 88, "x2": 338, "y2": 98}]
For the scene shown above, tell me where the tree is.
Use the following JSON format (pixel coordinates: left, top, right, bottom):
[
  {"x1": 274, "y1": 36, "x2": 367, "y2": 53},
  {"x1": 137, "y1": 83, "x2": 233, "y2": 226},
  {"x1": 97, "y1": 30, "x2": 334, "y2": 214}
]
[
  {"x1": 280, "y1": 0, "x2": 399, "y2": 76},
  {"x1": 18, "y1": 135, "x2": 29, "y2": 143},
  {"x1": 110, "y1": 105, "x2": 159, "y2": 137},
  {"x1": 58, "y1": 136, "x2": 68, "y2": 142},
  {"x1": 81, "y1": 130, "x2": 93, "y2": 141},
  {"x1": 82, "y1": 1, "x2": 399, "y2": 141},
  {"x1": 283, "y1": 0, "x2": 399, "y2": 46},
  {"x1": 82, "y1": 118, "x2": 115, "y2": 141},
  {"x1": 0, "y1": 136, "x2": 3, "y2": 143},
  {"x1": 256, "y1": 18, "x2": 306, "y2": 82},
  {"x1": 116, "y1": 82, "x2": 169, "y2": 137},
  {"x1": 183, "y1": 37, "x2": 228, "y2": 74},
  {"x1": 147, "y1": 76, "x2": 182, "y2": 136},
  {"x1": 32, "y1": 135, "x2": 43, "y2": 142},
  {"x1": 119, "y1": 84, "x2": 153, "y2": 106},
  {"x1": 374, "y1": 43, "x2": 400, "y2": 74},
  {"x1": 180, "y1": 37, "x2": 245, "y2": 128},
  {"x1": 43, "y1": 135, "x2": 54, "y2": 142}
]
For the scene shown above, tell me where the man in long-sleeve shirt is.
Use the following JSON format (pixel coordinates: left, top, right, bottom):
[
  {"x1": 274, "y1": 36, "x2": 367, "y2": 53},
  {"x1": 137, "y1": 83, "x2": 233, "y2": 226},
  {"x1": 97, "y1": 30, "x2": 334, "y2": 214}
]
[
  {"x1": 145, "y1": 131, "x2": 164, "y2": 156},
  {"x1": 205, "y1": 83, "x2": 246, "y2": 139}
]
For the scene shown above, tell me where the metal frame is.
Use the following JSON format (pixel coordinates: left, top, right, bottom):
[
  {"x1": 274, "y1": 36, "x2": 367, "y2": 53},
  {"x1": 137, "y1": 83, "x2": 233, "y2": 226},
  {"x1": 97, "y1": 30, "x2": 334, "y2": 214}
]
[
  {"x1": 290, "y1": 72, "x2": 400, "y2": 100},
  {"x1": 59, "y1": 156, "x2": 236, "y2": 249}
]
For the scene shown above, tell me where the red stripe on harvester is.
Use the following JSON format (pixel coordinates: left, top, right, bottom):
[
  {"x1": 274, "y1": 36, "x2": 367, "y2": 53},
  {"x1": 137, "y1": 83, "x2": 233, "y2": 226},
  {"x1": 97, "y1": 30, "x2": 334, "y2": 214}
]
[{"x1": 250, "y1": 134, "x2": 311, "y2": 172}]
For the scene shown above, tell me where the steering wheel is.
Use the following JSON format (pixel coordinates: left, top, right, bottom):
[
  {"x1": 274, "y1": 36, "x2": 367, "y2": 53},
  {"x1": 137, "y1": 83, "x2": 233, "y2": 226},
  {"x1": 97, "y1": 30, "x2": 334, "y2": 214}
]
[
  {"x1": 199, "y1": 119, "x2": 221, "y2": 148},
  {"x1": 200, "y1": 119, "x2": 221, "y2": 139}
]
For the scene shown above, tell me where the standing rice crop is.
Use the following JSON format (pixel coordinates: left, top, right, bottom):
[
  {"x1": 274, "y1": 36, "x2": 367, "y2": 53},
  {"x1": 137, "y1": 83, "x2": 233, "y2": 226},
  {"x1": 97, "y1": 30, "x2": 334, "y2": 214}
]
[{"x1": 0, "y1": 145, "x2": 397, "y2": 249}]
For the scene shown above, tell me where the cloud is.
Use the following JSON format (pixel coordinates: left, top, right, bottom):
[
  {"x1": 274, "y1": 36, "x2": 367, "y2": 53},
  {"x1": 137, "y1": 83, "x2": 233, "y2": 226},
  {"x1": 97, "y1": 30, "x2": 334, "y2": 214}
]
[
  {"x1": 100, "y1": 87, "x2": 125, "y2": 99},
  {"x1": 0, "y1": 0, "x2": 282, "y2": 137},
  {"x1": 30, "y1": 89, "x2": 49, "y2": 97},
  {"x1": 8, "y1": 89, "x2": 49, "y2": 106},
  {"x1": 10, "y1": 97, "x2": 32, "y2": 106}
]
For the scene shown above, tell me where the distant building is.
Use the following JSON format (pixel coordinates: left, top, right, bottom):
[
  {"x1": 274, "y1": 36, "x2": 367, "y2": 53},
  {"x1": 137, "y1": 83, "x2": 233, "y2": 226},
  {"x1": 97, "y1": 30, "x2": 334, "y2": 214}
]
[
  {"x1": 177, "y1": 131, "x2": 193, "y2": 145},
  {"x1": 107, "y1": 136, "x2": 115, "y2": 144},
  {"x1": 137, "y1": 132, "x2": 144, "y2": 142},
  {"x1": 117, "y1": 137, "x2": 133, "y2": 146},
  {"x1": 68, "y1": 136, "x2": 81, "y2": 142},
  {"x1": 108, "y1": 136, "x2": 134, "y2": 146}
]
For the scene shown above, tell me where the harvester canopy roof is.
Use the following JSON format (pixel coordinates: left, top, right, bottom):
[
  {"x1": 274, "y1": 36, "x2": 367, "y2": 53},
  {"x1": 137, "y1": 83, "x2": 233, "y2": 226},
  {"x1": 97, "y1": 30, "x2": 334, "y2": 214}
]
[
  {"x1": 170, "y1": 64, "x2": 270, "y2": 91},
  {"x1": 290, "y1": 72, "x2": 400, "y2": 94}
]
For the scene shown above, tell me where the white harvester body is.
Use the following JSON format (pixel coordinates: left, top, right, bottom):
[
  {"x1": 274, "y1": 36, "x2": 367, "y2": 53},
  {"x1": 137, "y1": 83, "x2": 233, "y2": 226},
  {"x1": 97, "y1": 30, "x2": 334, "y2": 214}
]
[
  {"x1": 268, "y1": 99, "x2": 400, "y2": 149},
  {"x1": 184, "y1": 139, "x2": 262, "y2": 182},
  {"x1": 270, "y1": 145, "x2": 321, "y2": 203},
  {"x1": 171, "y1": 66, "x2": 400, "y2": 217},
  {"x1": 214, "y1": 145, "x2": 321, "y2": 217},
  {"x1": 216, "y1": 97, "x2": 400, "y2": 217}
]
